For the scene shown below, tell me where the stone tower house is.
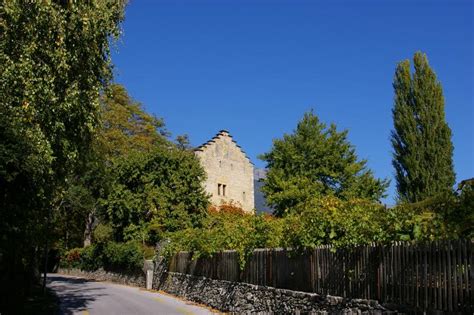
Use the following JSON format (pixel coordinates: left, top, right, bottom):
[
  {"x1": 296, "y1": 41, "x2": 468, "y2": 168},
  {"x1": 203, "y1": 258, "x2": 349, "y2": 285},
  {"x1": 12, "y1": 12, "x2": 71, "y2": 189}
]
[{"x1": 194, "y1": 130, "x2": 255, "y2": 213}]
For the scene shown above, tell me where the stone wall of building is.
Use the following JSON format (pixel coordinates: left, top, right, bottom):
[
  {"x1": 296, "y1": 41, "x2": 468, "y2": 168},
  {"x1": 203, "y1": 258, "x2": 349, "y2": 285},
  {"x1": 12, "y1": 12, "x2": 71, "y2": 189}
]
[{"x1": 195, "y1": 130, "x2": 255, "y2": 212}]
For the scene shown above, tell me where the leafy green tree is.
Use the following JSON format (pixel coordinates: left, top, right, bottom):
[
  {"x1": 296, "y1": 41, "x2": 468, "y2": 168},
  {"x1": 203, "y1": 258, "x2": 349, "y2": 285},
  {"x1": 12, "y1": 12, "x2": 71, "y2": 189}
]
[
  {"x1": 54, "y1": 148, "x2": 109, "y2": 249},
  {"x1": 260, "y1": 111, "x2": 389, "y2": 216},
  {"x1": 101, "y1": 146, "x2": 209, "y2": 242},
  {"x1": 79, "y1": 84, "x2": 169, "y2": 246},
  {"x1": 391, "y1": 51, "x2": 455, "y2": 203},
  {"x1": 0, "y1": 0, "x2": 125, "y2": 307},
  {"x1": 98, "y1": 84, "x2": 169, "y2": 160},
  {"x1": 54, "y1": 176, "x2": 96, "y2": 251},
  {"x1": 55, "y1": 83, "x2": 184, "y2": 249}
]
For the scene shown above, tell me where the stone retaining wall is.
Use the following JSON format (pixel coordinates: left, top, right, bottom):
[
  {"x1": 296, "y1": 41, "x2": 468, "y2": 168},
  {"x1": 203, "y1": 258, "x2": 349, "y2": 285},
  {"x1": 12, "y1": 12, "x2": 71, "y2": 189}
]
[
  {"x1": 58, "y1": 268, "x2": 145, "y2": 287},
  {"x1": 154, "y1": 271, "x2": 396, "y2": 314}
]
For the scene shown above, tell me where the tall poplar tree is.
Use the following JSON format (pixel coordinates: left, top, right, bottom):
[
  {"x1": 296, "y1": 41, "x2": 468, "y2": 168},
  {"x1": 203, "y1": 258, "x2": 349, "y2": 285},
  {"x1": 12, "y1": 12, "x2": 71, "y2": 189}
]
[{"x1": 391, "y1": 51, "x2": 455, "y2": 203}]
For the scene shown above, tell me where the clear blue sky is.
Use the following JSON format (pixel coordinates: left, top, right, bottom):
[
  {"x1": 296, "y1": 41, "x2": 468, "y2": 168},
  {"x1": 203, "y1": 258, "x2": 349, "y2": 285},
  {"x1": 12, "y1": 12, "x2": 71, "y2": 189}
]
[{"x1": 112, "y1": 0, "x2": 473, "y2": 204}]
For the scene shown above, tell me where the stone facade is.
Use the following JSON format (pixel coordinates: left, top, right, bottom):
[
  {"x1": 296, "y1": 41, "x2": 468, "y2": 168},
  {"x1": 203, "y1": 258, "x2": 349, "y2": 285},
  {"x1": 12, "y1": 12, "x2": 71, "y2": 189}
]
[{"x1": 195, "y1": 130, "x2": 255, "y2": 213}]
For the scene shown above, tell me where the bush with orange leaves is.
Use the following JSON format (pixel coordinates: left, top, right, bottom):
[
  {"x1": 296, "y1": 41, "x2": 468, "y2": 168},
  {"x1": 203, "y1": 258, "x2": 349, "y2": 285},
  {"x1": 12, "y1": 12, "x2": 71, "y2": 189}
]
[
  {"x1": 164, "y1": 201, "x2": 284, "y2": 269},
  {"x1": 207, "y1": 200, "x2": 249, "y2": 215}
]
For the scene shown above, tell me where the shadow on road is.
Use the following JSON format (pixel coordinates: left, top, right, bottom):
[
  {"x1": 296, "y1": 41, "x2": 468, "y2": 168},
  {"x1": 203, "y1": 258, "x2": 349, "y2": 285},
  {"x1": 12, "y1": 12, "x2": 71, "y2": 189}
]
[{"x1": 48, "y1": 274, "x2": 105, "y2": 315}]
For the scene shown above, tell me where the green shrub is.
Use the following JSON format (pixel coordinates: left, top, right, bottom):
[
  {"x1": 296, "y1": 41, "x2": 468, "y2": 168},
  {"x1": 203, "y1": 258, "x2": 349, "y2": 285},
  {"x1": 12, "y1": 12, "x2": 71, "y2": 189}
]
[
  {"x1": 60, "y1": 240, "x2": 149, "y2": 273},
  {"x1": 93, "y1": 224, "x2": 114, "y2": 244},
  {"x1": 164, "y1": 206, "x2": 285, "y2": 269},
  {"x1": 282, "y1": 197, "x2": 392, "y2": 251},
  {"x1": 103, "y1": 241, "x2": 143, "y2": 272},
  {"x1": 79, "y1": 244, "x2": 103, "y2": 271},
  {"x1": 163, "y1": 198, "x2": 402, "y2": 268}
]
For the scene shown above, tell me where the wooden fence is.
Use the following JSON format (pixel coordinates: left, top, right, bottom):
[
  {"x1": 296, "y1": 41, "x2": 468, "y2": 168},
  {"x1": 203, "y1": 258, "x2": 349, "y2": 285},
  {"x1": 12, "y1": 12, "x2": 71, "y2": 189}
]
[{"x1": 168, "y1": 239, "x2": 473, "y2": 313}]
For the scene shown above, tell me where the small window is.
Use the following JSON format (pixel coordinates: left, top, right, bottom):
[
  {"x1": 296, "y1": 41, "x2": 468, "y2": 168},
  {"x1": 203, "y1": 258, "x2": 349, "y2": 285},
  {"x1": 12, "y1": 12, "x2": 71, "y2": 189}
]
[
  {"x1": 218, "y1": 183, "x2": 222, "y2": 196},
  {"x1": 222, "y1": 184, "x2": 226, "y2": 196},
  {"x1": 219, "y1": 160, "x2": 222, "y2": 168},
  {"x1": 242, "y1": 191, "x2": 246, "y2": 201}
]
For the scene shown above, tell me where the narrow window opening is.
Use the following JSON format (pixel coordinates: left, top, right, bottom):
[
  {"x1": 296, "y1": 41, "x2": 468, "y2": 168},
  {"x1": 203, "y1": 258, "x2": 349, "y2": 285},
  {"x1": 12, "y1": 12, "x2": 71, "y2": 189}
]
[
  {"x1": 222, "y1": 184, "x2": 226, "y2": 196},
  {"x1": 219, "y1": 160, "x2": 222, "y2": 168},
  {"x1": 243, "y1": 191, "x2": 246, "y2": 201},
  {"x1": 218, "y1": 183, "x2": 222, "y2": 196}
]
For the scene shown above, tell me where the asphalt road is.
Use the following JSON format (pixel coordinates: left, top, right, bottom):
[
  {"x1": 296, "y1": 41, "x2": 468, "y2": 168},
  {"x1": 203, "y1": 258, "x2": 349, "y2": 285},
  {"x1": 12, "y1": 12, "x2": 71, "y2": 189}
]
[{"x1": 47, "y1": 274, "x2": 216, "y2": 315}]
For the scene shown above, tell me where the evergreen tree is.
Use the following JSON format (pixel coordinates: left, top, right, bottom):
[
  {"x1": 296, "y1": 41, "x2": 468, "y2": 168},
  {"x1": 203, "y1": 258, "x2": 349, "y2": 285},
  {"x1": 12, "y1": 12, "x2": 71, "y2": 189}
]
[
  {"x1": 260, "y1": 111, "x2": 389, "y2": 216},
  {"x1": 391, "y1": 51, "x2": 455, "y2": 203}
]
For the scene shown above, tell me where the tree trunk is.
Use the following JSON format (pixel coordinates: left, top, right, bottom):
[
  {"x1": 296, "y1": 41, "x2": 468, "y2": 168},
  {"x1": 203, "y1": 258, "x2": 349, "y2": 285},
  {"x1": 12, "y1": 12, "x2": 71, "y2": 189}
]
[{"x1": 83, "y1": 210, "x2": 95, "y2": 247}]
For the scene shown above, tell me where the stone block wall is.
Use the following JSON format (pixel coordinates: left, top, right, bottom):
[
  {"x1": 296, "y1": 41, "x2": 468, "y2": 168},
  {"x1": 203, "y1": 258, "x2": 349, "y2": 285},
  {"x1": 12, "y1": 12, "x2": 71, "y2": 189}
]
[
  {"x1": 58, "y1": 268, "x2": 146, "y2": 287},
  {"x1": 154, "y1": 271, "x2": 396, "y2": 314},
  {"x1": 58, "y1": 261, "x2": 154, "y2": 288}
]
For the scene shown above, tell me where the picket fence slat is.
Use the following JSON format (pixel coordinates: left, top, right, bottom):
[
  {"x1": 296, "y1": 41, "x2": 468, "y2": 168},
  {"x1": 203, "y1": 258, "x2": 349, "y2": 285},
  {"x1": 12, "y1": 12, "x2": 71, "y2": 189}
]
[{"x1": 167, "y1": 240, "x2": 473, "y2": 313}]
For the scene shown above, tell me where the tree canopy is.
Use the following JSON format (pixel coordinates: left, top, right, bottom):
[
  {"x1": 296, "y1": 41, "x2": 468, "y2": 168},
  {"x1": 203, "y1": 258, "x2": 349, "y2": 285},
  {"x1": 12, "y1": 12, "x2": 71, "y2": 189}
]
[
  {"x1": 260, "y1": 111, "x2": 389, "y2": 216},
  {"x1": 97, "y1": 83, "x2": 169, "y2": 160},
  {"x1": 0, "y1": 0, "x2": 125, "y2": 308},
  {"x1": 391, "y1": 51, "x2": 455, "y2": 203},
  {"x1": 101, "y1": 146, "x2": 210, "y2": 243}
]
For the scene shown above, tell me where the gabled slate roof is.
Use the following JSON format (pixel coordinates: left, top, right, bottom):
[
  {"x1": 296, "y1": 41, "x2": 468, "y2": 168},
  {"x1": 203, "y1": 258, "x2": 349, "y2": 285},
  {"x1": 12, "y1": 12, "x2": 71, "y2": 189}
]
[{"x1": 194, "y1": 130, "x2": 254, "y2": 165}]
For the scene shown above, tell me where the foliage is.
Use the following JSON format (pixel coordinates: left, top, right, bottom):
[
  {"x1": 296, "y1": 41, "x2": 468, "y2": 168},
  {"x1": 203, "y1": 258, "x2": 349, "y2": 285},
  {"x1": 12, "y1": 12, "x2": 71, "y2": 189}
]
[
  {"x1": 53, "y1": 167, "x2": 100, "y2": 251},
  {"x1": 453, "y1": 179, "x2": 474, "y2": 237},
  {"x1": 79, "y1": 244, "x2": 104, "y2": 271},
  {"x1": 97, "y1": 83, "x2": 169, "y2": 160},
  {"x1": 63, "y1": 248, "x2": 82, "y2": 269},
  {"x1": 101, "y1": 145, "x2": 210, "y2": 242},
  {"x1": 53, "y1": 83, "x2": 170, "y2": 250},
  {"x1": 208, "y1": 200, "x2": 249, "y2": 215},
  {"x1": 260, "y1": 111, "x2": 389, "y2": 216},
  {"x1": 164, "y1": 203, "x2": 284, "y2": 269},
  {"x1": 93, "y1": 223, "x2": 114, "y2": 244},
  {"x1": 0, "y1": 0, "x2": 125, "y2": 307},
  {"x1": 175, "y1": 134, "x2": 192, "y2": 150},
  {"x1": 390, "y1": 180, "x2": 474, "y2": 241},
  {"x1": 391, "y1": 51, "x2": 455, "y2": 203},
  {"x1": 57, "y1": 82, "x2": 184, "y2": 250},
  {"x1": 62, "y1": 241, "x2": 148, "y2": 273},
  {"x1": 282, "y1": 197, "x2": 392, "y2": 251},
  {"x1": 164, "y1": 198, "x2": 393, "y2": 267},
  {"x1": 163, "y1": 191, "x2": 472, "y2": 269},
  {"x1": 102, "y1": 241, "x2": 144, "y2": 272}
]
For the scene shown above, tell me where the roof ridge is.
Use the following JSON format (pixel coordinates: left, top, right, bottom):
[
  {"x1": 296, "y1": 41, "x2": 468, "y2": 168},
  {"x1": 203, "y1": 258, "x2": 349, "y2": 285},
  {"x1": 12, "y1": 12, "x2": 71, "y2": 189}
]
[{"x1": 194, "y1": 130, "x2": 254, "y2": 165}]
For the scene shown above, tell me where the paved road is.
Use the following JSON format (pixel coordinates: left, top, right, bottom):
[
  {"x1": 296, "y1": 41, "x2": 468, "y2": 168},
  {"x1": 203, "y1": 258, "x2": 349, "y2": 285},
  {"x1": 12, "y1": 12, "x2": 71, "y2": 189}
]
[{"x1": 47, "y1": 274, "x2": 216, "y2": 315}]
